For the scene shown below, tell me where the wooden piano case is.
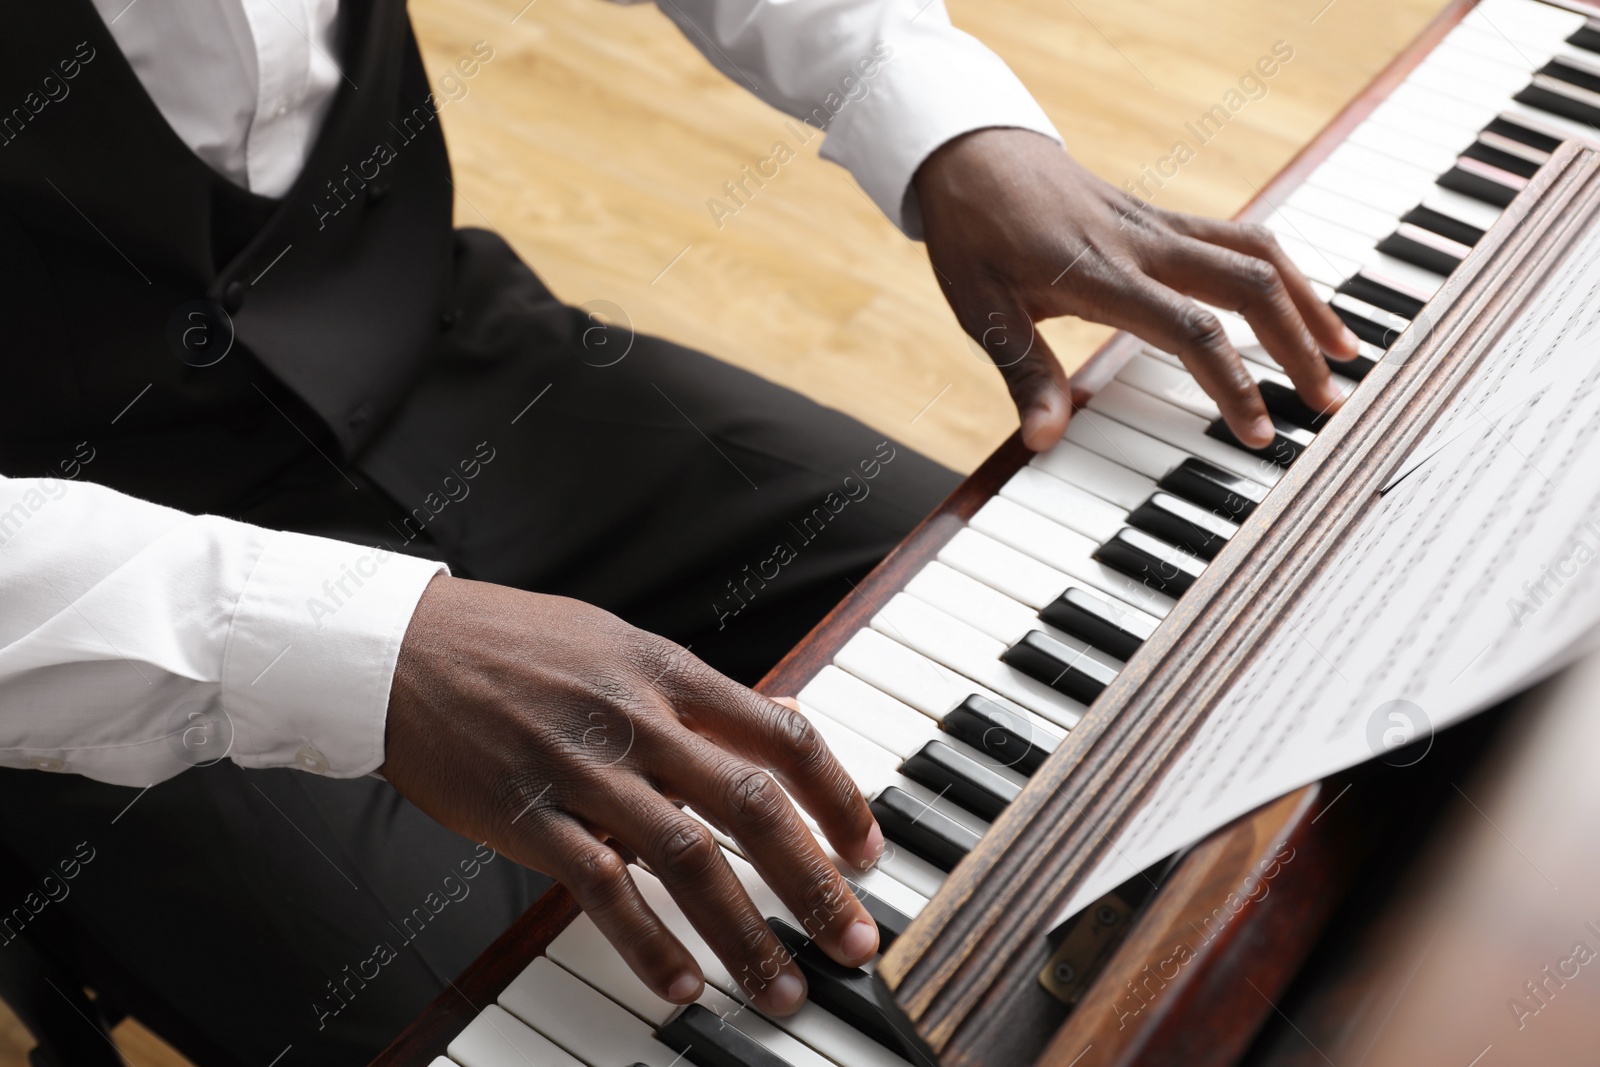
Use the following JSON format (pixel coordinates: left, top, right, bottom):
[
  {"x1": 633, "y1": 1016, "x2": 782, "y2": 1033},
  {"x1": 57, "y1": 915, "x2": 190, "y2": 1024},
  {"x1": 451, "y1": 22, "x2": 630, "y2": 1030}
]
[{"x1": 372, "y1": 2, "x2": 1600, "y2": 1063}]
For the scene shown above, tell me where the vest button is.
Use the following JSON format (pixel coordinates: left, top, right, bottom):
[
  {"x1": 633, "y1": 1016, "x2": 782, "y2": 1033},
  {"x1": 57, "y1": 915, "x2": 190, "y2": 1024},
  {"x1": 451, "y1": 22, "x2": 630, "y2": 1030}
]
[
  {"x1": 223, "y1": 280, "x2": 248, "y2": 313},
  {"x1": 439, "y1": 308, "x2": 458, "y2": 332},
  {"x1": 368, "y1": 181, "x2": 390, "y2": 205}
]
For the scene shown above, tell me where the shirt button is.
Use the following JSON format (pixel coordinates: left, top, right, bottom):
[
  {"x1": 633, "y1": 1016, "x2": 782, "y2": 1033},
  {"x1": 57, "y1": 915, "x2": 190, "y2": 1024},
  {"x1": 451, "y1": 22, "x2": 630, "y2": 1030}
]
[
  {"x1": 295, "y1": 746, "x2": 329, "y2": 774},
  {"x1": 274, "y1": 102, "x2": 289, "y2": 118},
  {"x1": 29, "y1": 756, "x2": 64, "y2": 772}
]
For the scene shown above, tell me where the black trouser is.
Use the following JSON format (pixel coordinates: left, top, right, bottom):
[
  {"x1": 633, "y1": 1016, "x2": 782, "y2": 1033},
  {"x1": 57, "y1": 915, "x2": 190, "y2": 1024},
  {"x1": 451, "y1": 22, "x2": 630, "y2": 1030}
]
[{"x1": 0, "y1": 229, "x2": 959, "y2": 1066}]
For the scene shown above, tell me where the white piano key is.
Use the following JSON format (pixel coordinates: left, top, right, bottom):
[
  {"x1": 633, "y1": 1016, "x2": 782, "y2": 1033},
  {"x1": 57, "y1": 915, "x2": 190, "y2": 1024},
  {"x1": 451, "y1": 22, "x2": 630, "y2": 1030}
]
[
  {"x1": 1421, "y1": 184, "x2": 1504, "y2": 233},
  {"x1": 1063, "y1": 407, "x2": 1191, "y2": 485},
  {"x1": 1469, "y1": 0, "x2": 1585, "y2": 48},
  {"x1": 448, "y1": 1004, "x2": 588, "y2": 1067},
  {"x1": 871, "y1": 591, "x2": 1091, "y2": 728},
  {"x1": 1267, "y1": 230, "x2": 1358, "y2": 288},
  {"x1": 1388, "y1": 80, "x2": 1506, "y2": 135},
  {"x1": 1307, "y1": 158, "x2": 1435, "y2": 216},
  {"x1": 905, "y1": 560, "x2": 1088, "y2": 660},
  {"x1": 1274, "y1": 194, "x2": 1393, "y2": 244},
  {"x1": 1345, "y1": 117, "x2": 1465, "y2": 175},
  {"x1": 1362, "y1": 97, "x2": 1483, "y2": 154},
  {"x1": 1408, "y1": 54, "x2": 1533, "y2": 109},
  {"x1": 833, "y1": 625, "x2": 1030, "y2": 725},
  {"x1": 1087, "y1": 381, "x2": 1283, "y2": 488},
  {"x1": 1142, "y1": 344, "x2": 1353, "y2": 397},
  {"x1": 1359, "y1": 251, "x2": 1447, "y2": 301},
  {"x1": 1116, "y1": 351, "x2": 1220, "y2": 420},
  {"x1": 427, "y1": 1060, "x2": 453, "y2": 1067},
  {"x1": 999, "y1": 464, "x2": 1126, "y2": 543},
  {"x1": 1029, "y1": 439, "x2": 1156, "y2": 511},
  {"x1": 548, "y1": 913, "x2": 678, "y2": 1025},
  {"x1": 937, "y1": 526, "x2": 1069, "y2": 611},
  {"x1": 968, "y1": 497, "x2": 1179, "y2": 621},
  {"x1": 801, "y1": 661, "x2": 1060, "y2": 775},
  {"x1": 501, "y1": 957, "x2": 681, "y2": 1067}
]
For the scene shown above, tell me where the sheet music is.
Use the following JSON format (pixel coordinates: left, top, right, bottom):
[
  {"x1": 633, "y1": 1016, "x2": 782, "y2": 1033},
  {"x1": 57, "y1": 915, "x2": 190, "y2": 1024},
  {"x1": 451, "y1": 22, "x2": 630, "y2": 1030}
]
[{"x1": 1057, "y1": 226, "x2": 1600, "y2": 923}]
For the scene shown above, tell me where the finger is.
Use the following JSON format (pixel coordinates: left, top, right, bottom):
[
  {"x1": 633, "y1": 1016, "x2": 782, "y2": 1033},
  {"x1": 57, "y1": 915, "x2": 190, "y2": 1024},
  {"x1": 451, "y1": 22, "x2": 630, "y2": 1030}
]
[
  {"x1": 1167, "y1": 215, "x2": 1361, "y2": 362},
  {"x1": 663, "y1": 664, "x2": 883, "y2": 873},
  {"x1": 661, "y1": 723, "x2": 880, "y2": 969},
  {"x1": 1093, "y1": 272, "x2": 1275, "y2": 448},
  {"x1": 1148, "y1": 238, "x2": 1345, "y2": 418},
  {"x1": 596, "y1": 784, "x2": 811, "y2": 1015},
  {"x1": 961, "y1": 295, "x2": 1072, "y2": 450},
  {"x1": 540, "y1": 813, "x2": 705, "y2": 1006}
]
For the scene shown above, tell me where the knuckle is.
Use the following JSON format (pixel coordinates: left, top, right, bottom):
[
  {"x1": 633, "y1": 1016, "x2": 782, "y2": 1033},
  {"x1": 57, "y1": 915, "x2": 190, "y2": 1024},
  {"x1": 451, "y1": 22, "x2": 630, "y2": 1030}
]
[
  {"x1": 726, "y1": 766, "x2": 785, "y2": 826},
  {"x1": 654, "y1": 819, "x2": 721, "y2": 882},
  {"x1": 795, "y1": 872, "x2": 851, "y2": 937},
  {"x1": 568, "y1": 845, "x2": 628, "y2": 902},
  {"x1": 1182, "y1": 309, "x2": 1229, "y2": 354},
  {"x1": 1238, "y1": 221, "x2": 1281, "y2": 253},
  {"x1": 1237, "y1": 256, "x2": 1283, "y2": 298}
]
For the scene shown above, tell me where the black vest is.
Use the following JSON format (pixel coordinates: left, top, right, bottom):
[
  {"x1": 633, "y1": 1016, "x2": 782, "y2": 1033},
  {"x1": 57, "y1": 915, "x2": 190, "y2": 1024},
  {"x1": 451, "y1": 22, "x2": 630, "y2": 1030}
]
[{"x1": 0, "y1": 0, "x2": 453, "y2": 497}]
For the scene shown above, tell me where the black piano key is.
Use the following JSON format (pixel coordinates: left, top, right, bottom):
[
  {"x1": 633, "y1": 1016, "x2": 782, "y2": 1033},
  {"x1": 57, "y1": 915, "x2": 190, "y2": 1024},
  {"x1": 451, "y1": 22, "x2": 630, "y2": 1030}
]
[
  {"x1": 1400, "y1": 205, "x2": 1484, "y2": 248},
  {"x1": 1329, "y1": 346, "x2": 1379, "y2": 381},
  {"x1": 1375, "y1": 229, "x2": 1464, "y2": 277},
  {"x1": 657, "y1": 1004, "x2": 793, "y2": 1067},
  {"x1": 1483, "y1": 116, "x2": 1562, "y2": 156},
  {"x1": 1515, "y1": 80, "x2": 1600, "y2": 130},
  {"x1": 1156, "y1": 457, "x2": 1264, "y2": 523},
  {"x1": 1337, "y1": 274, "x2": 1426, "y2": 320},
  {"x1": 1093, "y1": 527, "x2": 1206, "y2": 598},
  {"x1": 900, "y1": 739, "x2": 1021, "y2": 822},
  {"x1": 1206, "y1": 414, "x2": 1313, "y2": 467},
  {"x1": 942, "y1": 693, "x2": 1059, "y2": 775},
  {"x1": 1039, "y1": 586, "x2": 1151, "y2": 662},
  {"x1": 841, "y1": 877, "x2": 913, "y2": 949},
  {"x1": 1257, "y1": 379, "x2": 1331, "y2": 432},
  {"x1": 1544, "y1": 57, "x2": 1600, "y2": 96},
  {"x1": 869, "y1": 786, "x2": 979, "y2": 872},
  {"x1": 766, "y1": 920, "x2": 904, "y2": 1054},
  {"x1": 1437, "y1": 163, "x2": 1521, "y2": 208},
  {"x1": 1127, "y1": 491, "x2": 1236, "y2": 561},
  {"x1": 1570, "y1": 22, "x2": 1600, "y2": 55},
  {"x1": 1461, "y1": 139, "x2": 1540, "y2": 180},
  {"x1": 1331, "y1": 294, "x2": 1409, "y2": 350},
  {"x1": 1001, "y1": 630, "x2": 1117, "y2": 705}
]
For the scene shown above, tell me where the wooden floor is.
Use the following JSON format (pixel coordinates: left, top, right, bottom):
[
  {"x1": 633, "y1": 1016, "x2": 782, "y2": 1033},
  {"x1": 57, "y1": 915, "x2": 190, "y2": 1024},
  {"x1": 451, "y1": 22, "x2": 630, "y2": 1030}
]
[{"x1": 0, "y1": 0, "x2": 1446, "y2": 1063}]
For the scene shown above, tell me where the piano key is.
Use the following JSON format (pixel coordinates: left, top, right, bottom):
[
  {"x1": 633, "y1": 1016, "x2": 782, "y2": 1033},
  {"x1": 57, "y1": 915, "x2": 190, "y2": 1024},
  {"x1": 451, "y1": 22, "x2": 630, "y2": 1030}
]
[
  {"x1": 905, "y1": 559, "x2": 1118, "y2": 663},
  {"x1": 1000, "y1": 629, "x2": 1119, "y2": 706},
  {"x1": 1408, "y1": 56, "x2": 1535, "y2": 110},
  {"x1": 501, "y1": 958, "x2": 682, "y2": 1067},
  {"x1": 1545, "y1": 54, "x2": 1600, "y2": 95},
  {"x1": 658, "y1": 1004, "x2": 798, "y2": 1067},
  {"x1": 898, "y1": 737, "x2": 1022, "y2": 825},
  {"x1": 1438, "y1": 156, "x2": 1526, "y2": 208},
  {"x1": 1386, "y1": 80, "x2": 1506, "y2": 137},
  {"x1": 941, "y1": 693, "x2": 1061, "y2": 776},
  {"x1": 1156, "y1": 456, "x2": 1265, "y2": 522},
  {"x1": 869, "y1": 786, "x2": 981, "y2": 872},
  {"x1": 1463, "y1": 135, "x2": 1544, "y2": 179},
  {"x1": 1094, "y1": 527, "x2": 1207, "y2": 598},
  {"x1": 1256, "y1": 379, "x2": 1332, "y2": 432},
  {"x1": 937, "y1": 526, "x2": 1073, "y2": 612},
  {"x1": 1037, "y1": 585, "x2": 1156, "y2": 662},
  {"x1": 766, "y1": 919, "x2": 907, "y2": 1055},
  {"x1": 448, "y1": 1004, "x2": 590, "y2": 1067},
  {"x1": 1420, "y1": 186, "x2": 1505, "y2": 234},
  {"x1": 1142, "y1": 337, "x2": 1358, "y2": 397},
  {"x1": 1376, "y1": 221, "x2": 1469, "y2": 276},
  {"x1": 1268, "y1": 207, "x2": 1392, "y2": 265},
  {"x1": 1485, "y1": 112, "x2": 1572, "y2": 156},
  {"x1": 1338, "y1": 274, "x2": 1426, "y2": 320},
  {"x1": 1345, "y1": 118, "x2": 1466, "y2": 179},
  {"x1": 832, "y1": 625, "x2": 1061, "y2": 746},
  {"x1": 1330, "y1": 292, "x2": 1411, "y2": 349},
  {"x1": 1266, "y1": 230, "x2": 1359, "y2": 289},
  {"x1": 1359, "y1": 250, "x2": 1447, "y2": 301},
  {"x1": 871, "y1": 589, "x2": 1093, "y2": 728},
  {"x1": 1283, "y1": 184, "x2": 1402, "y2": 241},
  {"x1": 800, "y1": 663, "x2": 946, "y2": 761},
  {"x1": 1205, "y1": 413, "x2": 1314, "y2": 468},
  {"x1": 1116, "y1": 351, "x2": 1221, "y2": 421},
  {"x1": 1500, "y1": 98, "x2": 1600, "y2": 149},
  {"x1": 842, "y1": 879, "x2": 916, "y2": 949},
  {"x1": 1572, "y1": 21, "x2": 1600, "y2": 56},
  {"x1": 1030, "y1": 439, "x2": 1157, "y2": 511},
  {"x1": 1516, "y1": 73, "x2": 1600, "y2": 127},
  {"x1": 548, "y1": 913, "x2": 682, "y2": 1026},
  {"x1": 1471, "y1": 0, "x2": 1586, "y2": 47},
  {"x1": 968, "y1": 497, "x2": 1180, "y2": 621},
  {"x1": 998, "y1": 464, "x2": 1127, "y2": 544},
  {"x1": 1399, "y1": 204, "x2": 1483, "y2": 249},
  {"x1": 1087, "y1": 382, "x2": 1283, "y2": 487},
  {"x1": 1063, "y1": 407, "x2": 1195, "y2": 487},
  {"x1": 1306, "y1": 159, "x2": 1436, "y2": 216},
  {"x1": 1127, "y1": 491, "x2": 1239, "y2": 561}
]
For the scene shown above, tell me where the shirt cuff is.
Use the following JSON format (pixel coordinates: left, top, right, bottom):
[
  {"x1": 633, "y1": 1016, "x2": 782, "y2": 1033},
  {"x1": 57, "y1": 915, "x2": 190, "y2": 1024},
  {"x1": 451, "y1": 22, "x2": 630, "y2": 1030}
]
[
  {"x1": 220, "y1": 530, "x2": 446, "y2": 778},
  {"x1": 819, "y1": 21, "x2": 1061, "y2": 239}
]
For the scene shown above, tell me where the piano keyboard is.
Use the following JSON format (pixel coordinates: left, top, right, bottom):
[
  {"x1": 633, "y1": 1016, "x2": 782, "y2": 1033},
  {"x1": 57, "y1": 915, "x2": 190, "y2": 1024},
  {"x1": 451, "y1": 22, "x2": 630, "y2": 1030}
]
[{"x1": 428, "y1": 2, "x2": 1600, "y2": 1064}]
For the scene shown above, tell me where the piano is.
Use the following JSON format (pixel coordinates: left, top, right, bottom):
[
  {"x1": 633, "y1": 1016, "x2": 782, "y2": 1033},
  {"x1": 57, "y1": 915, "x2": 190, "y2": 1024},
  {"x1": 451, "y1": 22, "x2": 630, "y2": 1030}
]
[{"x1": 372, "y1": 1, "x2": 1600, "y2": 1064}]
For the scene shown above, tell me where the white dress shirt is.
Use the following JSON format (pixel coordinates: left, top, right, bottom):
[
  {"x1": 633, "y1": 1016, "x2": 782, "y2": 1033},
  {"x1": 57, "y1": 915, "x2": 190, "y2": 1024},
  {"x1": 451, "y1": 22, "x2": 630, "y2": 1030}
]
[{"x1": 0, "y1": 1, "x2": 1058, "y2": 787}]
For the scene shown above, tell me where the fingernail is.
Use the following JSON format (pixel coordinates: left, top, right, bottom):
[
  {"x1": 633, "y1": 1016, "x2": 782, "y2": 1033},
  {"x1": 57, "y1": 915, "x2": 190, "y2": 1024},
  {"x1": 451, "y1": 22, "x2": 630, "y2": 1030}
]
[
  {"x1": 862, "y1": 823, "x2": 885, "y2": 868},
  {"x1": 1250, "y1": 416, "x2": 1275, "y2": 446},
  {"x1": 768, "y1": 972, "x2": 806, "y2": 1014},
  {"x1": 1341, "y1": 325, "x2": 1361, "y2": 354},
  {"x1": 667, "y1": 973, "x2": 701, "y2": 1002},
  {"x1": 841, "y1": 920, "x2": 878, "y2": 964}
]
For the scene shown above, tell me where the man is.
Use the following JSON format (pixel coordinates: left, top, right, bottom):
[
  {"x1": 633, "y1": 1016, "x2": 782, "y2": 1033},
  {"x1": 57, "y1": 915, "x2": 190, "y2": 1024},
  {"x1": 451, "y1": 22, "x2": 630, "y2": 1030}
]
[{"x1": 0, "y1": 0, "x2": 1357, "y2": 1062}]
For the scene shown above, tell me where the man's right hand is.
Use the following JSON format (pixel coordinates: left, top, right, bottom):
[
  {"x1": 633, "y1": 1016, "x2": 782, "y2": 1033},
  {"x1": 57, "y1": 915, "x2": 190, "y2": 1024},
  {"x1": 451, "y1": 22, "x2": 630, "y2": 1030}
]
[{"x1": 378, "y1": 575, "x2": 885, "y2": 1015}]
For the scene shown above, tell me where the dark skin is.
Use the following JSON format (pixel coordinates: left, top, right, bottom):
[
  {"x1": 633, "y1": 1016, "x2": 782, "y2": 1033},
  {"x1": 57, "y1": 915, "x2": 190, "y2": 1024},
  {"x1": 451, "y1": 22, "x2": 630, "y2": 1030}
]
[{"x1": 380, "y1": 129, "x2": 1358, "y2": 1015}]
